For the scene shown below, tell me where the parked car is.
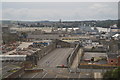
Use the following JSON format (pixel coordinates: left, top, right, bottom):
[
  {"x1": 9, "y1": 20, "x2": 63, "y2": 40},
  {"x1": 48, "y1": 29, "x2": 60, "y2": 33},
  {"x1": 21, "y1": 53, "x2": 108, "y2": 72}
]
[{"x1": 84, "y1": 59, "x2": 91, "y2": 62}]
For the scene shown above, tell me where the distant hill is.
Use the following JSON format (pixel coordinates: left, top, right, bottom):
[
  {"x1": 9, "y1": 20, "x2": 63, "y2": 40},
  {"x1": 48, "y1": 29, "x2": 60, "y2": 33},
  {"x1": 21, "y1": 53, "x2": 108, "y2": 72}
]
[
  {"x1": 96, "y1": 20, "x2": 118, "y2": 28},
  {"x1": 1, "y1": 20, "x2": 118, "y2": 28}
]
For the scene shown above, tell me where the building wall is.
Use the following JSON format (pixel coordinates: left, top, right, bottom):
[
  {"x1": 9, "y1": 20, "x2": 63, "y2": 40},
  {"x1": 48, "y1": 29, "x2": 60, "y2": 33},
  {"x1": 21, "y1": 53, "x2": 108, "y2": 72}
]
[
  {"x1": 2, "y1": 33, "x2": 19, "y2": 44},
  {"x1": 25, "y1": 40, "x2": 74, "y2": 67},
  {"x1": 108, "y1": 59, "x2": 117, "y2": 65},
  {"x1": 55, "y1": 39, "x2": 75, "y2": 48},
  {"x1": 25, "y1": 42, "x2": 56, "y2": 67},
  {"x1": 109, "y1": 40, "x2": 119, "y2": 53},
  {"x1": 117, "y1": 56, "x2": 120, "y2": 66},
  {"x1": 27, "y1": 34, "x2": 60, "y2": 40},
  {"x1": 2, "y1": 27, "x2": 10, "y2": 33},
  {"x1": 37, "y1": 43, "x2": 56, "y2": 58}
]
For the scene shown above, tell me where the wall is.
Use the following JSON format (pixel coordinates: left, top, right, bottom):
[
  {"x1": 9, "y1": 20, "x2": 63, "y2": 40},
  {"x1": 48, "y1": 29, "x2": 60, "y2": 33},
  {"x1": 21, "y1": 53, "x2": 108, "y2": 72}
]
[
  {"x1": 26, "y1": 42, "x2": 56, "y2": 66},
  {"x1": 55, "y1": 39, "x2": 75, "y2": 48},
  {"x1": 67, "y1": 43, "x2": 81, "y2": 67},
  {"x1": 108, "y1": 58, "x2": 118, "y2": 65},
  {"x1": 25, "y1": 40, "x2": 74, "y2": 67},
  {"x1": 27, "y1": 34, "x2": 60, "y2": 40},
  {"x1": 118, "y1": 56, "x2": 120, "y2": 66},
  {"x1": 83, "y1": 47, "x2": 107, "y2": 52},
  {"x1": 78, "y1": 64, "x2": 117, "y2": 69}
]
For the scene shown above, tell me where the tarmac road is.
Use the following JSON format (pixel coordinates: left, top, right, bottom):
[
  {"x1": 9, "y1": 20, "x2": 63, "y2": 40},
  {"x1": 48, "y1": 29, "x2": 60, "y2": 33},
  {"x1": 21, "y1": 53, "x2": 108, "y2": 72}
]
[
  {"x1": 21, "y1": 48, "x2": 105, "y2": 79},
  {"x1": 38, "y1": 48, "x2": 74, "y2": 68},
  {"x1": 22, "y1": 48, "x2": 74, "y2": 78}
]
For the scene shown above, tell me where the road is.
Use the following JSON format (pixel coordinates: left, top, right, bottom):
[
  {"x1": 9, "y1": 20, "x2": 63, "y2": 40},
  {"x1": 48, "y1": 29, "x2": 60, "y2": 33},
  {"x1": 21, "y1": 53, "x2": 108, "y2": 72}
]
[
  {"x1": 22, "y1": 68, "x2": 82, "y2": 79},
  {"x1": 38, "y1": 48, "x2": 74, "y2": 68},
  {"x1": 21, "y1": 48, "x2": 101, "y2": 79},
  {"x1": 22, "y1": 48, "x2": 75, "y2": 78},
  {"x1": 1, "y1": 62, "x2": 23, "y2": 78},
  {"x1": 2, "y1": 48, "x2": 107, "y2": 79}
]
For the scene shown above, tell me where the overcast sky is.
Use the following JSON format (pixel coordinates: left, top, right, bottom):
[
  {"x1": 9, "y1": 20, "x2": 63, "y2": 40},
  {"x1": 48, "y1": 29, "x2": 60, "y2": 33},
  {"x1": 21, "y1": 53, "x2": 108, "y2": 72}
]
[{"x1": 1, "y1": 2, "x2": 118, "y2": 21}]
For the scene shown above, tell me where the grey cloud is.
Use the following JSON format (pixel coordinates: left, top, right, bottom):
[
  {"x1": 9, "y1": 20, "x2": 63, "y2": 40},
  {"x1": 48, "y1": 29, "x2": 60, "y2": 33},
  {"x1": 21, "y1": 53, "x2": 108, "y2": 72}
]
[{"x1": 2, "y1": 2, "x2": 118, "y2": 21}]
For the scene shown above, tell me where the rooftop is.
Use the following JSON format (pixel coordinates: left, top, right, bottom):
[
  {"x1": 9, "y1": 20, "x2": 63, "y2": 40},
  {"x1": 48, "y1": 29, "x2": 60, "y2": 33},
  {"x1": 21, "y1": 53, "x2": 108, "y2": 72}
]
[
  {"x1": 107, "y1": 53, "x2": 119, "y2": 59},
  {"x1": 17, "y1": 42, "x2": 33, "y2": 49}
]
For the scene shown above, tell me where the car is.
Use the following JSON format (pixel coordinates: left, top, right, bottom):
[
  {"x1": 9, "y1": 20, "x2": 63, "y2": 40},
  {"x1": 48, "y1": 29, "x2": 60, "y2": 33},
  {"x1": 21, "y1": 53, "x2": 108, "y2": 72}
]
[
  {"x1": 84, "y1": 59, "x2": 91, "y2": 62},
  {"x1": 56, "y1": 64, "x2": 68, "y2": 68}
]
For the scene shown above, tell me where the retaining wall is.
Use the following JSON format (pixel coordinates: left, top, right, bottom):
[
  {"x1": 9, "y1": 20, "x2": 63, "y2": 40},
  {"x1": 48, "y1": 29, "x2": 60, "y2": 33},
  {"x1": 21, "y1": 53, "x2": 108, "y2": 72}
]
[{"x1": 67, "y1": 43, "x2": 81, "y2": 67}]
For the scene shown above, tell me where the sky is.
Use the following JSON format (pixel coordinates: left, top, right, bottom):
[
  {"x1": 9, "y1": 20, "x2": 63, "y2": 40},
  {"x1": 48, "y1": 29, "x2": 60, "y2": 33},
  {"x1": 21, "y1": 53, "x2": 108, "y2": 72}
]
[{"x1": 1, "y1": 2, "x2": 119, "y2": 21}]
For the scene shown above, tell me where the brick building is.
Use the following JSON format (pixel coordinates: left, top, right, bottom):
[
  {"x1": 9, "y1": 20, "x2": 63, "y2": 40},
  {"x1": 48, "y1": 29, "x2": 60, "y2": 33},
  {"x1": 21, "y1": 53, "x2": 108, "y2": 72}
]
[{"x1": 107, "y1": 54, "x2": 118, "y2": 65}]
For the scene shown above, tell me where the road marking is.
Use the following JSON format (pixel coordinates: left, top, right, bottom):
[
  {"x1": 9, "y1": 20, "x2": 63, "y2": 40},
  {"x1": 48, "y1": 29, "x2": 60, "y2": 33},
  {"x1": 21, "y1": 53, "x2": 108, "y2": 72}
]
[
  {"x1": 67, "y1": 76, "x2": 69, "y2": 79},
  {"x1": 0, "y1": 65, "x2": 11, "y2": 71},
  {"x1": 55, "y1": 75, "x2": 57, "y2": 78},
  {"x1": 42, "y1": 73, "x2": 47, "y2": 78},
  {"x1": 94, "y1": 72, "x2": 102, "y2": 78},
  {"x1": 78, "y1": 72, "x2": 81, "y2": 78},
  {"x1": 31, "y1": 73, "x2": 39, "y2": 78},
  {"x1": 56, "y1": 74, "x2": 69, "y2": 78},
  {"x1": 39, "y1": 49, "x2": 61, "y2": 67},
  {"x1": 50, "y1": 48, "x2": 73, "y2": 67}
]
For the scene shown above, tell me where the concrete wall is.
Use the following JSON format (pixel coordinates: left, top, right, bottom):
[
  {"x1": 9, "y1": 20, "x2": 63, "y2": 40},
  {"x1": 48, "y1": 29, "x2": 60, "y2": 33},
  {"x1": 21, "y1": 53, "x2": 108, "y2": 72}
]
[
  {"x1": 26, "y1": 43, "x2": 56, "y2": 66},
  {"x1": 108, "y1": 59, "x2": 118, "y2": 65},
  {"x1": 67, "y1": 44, "x2": 81, "y2": 67},
  {"x1": 78, "y1": 64, "x2": 117, "y2": 69},
  {"x1": 83, "y1": 48, "x2": 107, "y2": 52},
  {"x1": 37, "y1": 43, "x2": 56, "y2": 59},
  {"x1": 25, "y1": 40, "x2": 74, "y2": 67},
  {"x1": 27, "y1": 34, "x2": 60, "y2": 41},
  {"x1": 55, "y1": 39, "x2": 75, "y2": 48},
  {"x1": 109, "y1": 40, "x2": 119, "y2": 53},
  {"x1": 118, "y1": 56, "x2": 120, "y2": 66}
]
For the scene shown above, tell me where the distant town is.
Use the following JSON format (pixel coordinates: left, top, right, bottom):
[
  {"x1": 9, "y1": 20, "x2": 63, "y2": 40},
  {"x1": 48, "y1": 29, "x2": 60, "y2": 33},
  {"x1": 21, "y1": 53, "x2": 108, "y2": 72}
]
[{"x1": 0, "y1": 19, "x2": 120, "y2": 79}]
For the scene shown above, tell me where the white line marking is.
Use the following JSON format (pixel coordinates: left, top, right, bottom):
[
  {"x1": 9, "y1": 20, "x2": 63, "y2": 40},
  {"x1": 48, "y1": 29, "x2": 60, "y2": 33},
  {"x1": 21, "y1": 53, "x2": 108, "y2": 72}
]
[
  {"x1": 42, "y1": 73, "x2": 47, "y2": 78},
  {"x1": 31, "y1": 73, "x2": 39, "y2": 78},
  {"x1": 78, "y1": 73, "x2": 81, "y2": 78},
  {"x1": 55, "y1": 75, "x2": 57, "y2": 78}
]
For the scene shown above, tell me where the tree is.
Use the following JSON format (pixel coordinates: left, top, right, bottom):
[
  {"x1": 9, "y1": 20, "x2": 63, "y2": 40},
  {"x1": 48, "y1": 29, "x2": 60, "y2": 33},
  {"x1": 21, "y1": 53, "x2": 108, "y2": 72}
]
[{"x1": 103, "y1": 67, "x2": 120, "y2": 80}]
